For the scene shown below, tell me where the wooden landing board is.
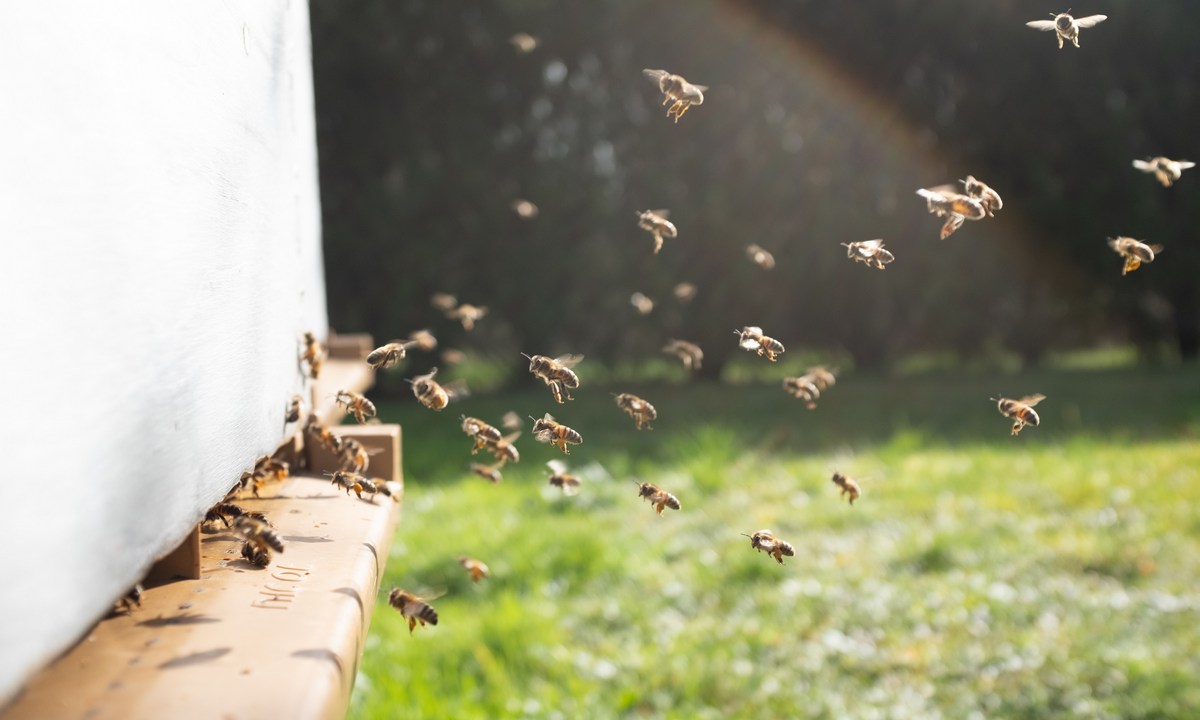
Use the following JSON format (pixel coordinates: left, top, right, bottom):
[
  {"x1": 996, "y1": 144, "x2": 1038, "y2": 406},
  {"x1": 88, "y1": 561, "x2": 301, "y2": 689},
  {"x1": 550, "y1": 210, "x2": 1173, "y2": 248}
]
[{"x1": 1, "y1": 424, "x2": 401, "y2": 720}]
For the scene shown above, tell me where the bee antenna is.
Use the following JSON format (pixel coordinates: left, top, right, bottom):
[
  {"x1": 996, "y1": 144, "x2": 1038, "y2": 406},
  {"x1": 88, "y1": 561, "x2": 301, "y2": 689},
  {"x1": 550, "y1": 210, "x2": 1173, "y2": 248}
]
[
  {"x1": 739, "y1": 532, "x2": 753, "y2": 539},
  {"x1": 989, "y1": 396, "x2": 999, "y2": 402}
]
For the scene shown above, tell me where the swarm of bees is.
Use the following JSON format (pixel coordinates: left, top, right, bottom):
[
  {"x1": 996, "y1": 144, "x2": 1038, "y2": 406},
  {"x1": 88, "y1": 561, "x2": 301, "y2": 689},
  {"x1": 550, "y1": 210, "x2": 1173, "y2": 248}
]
[
  {"x1": 1026, "y1": 11, "x2": 1107, "y2": 49},
  {"x1": 841, "y1": 239, "x2": 895, "y2": 270},
  {"x1": 662, "y1": 339, "x2": 703, "y2": 371},
  {"x1": 735, "y1": 326, "x2": 785, "y2": 362},
  {"x1": 831, "y1": 472, "x2": 861, "y2": 506},
  {"x1": 525, "y1": 353, "x2": 582, "y2": 405},
  {"x1": 613, "y1": 392, "x2": 657, "y2": 431},
  {"x1": 992, "y1": 394, "x2": 1046, "y2": 436},
  {"x1": 636, "y1": 209, "x2": 677, "y2": 254},
  {"x1": 1107, "y1": 237, "x2": 1163, "y2": 276},
  {"x1": 634, "y1": 480, "x2": 680, "y2": 515},
  {"x1": 1132, "y1": 157, "x2": 1194, "y2": 187},
  {"x1": 532, "y1": 413, "x2": 583, "y2": 454},
  {"x1": 643, "y1": 68, "x2": 706, "y2": 122},
  {"x1": 387, "y1": 588, "x2": 439, "y2": 634},
  {"x1": 741, "y1": 530, "x2": 795, "y2": 565}
]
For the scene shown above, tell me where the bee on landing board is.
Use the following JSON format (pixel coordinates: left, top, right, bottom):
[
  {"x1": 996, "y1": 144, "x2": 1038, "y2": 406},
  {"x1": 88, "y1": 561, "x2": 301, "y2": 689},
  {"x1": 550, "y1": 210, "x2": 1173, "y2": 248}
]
[
  {"x1": 746, "y1": 244, "x2": 776, "y2": 270},
  {"x1": 662, "y1": 339, "x2": 703, "y2": 371},
  {"x1": 335, "y1": 390, "x2": 377, "y2": 424},
  {"x1": 546, "y1": 459, "x2": 582, "y2": 497},
  {"x1": 634, "y1": 480, "x2": 680, "y2": 515},
  {"x1": 524, "y1": 353, "x2": 583, "y2": 404},
  {"x1": 532, "y1": 414, "x2": 583, "y2": 454},
  {"x1": 387, "y1": 589, "x2": 439, "y2": 634},
  {"x1": 113, "y1": 583, "x2": 143, "y2": 614},
  {"x1": 643, "y1": 68, "x2": 707, "y2": 122},
  {"x1": 735, "y1": 326, "x2": 785, "y2": 362},
  {"x1": 831, "y1": 472, "x2": 861, "y2": 506},
  {"x1": 234, "y1": 516, "x2": 284, "y2": 567},
  {"x1": 300, "y1": 331, "x2": 325, "y2": 379},
  {"x1": 1107, "y1": 237, "x2": 1163, "y2": 276},
  {"x1": 1132, "y1": 157, "x2": 1195, "y2": 187},
  {"x1": 841, "y1": 239, "x2": 895, "y2": 270},
  {"x1": 1026, "y1": 12, "x2": 1107, "y2": 49},
  {"x1": 741, "y1": 530, "x2": 795, "y2": 564},
  {"x1": 204, "y1": 502, "x2": 268, "y2": 529},
  {"x1": 636, "y1": 209, "x2": 678, "y2": 254},
  {"x1": 614, "y1": 392, "x2": 657, "y2": 430},
  {"x1": 458, "y1": 557, "x2": 490, "y2": 583},
  {"x1": 992, "y1": 394, "x2": 1046, "y2": 436},
  {"x1": 328, "y1": 470, "x2": 368, "y2": 498}
]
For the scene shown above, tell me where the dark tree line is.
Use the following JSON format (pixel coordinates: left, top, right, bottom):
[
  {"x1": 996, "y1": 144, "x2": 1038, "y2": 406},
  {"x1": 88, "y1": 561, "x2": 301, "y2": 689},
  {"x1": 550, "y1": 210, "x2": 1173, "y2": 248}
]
[{"x1": 311, "y1": 0, "x2": 1200, "y2": 386}]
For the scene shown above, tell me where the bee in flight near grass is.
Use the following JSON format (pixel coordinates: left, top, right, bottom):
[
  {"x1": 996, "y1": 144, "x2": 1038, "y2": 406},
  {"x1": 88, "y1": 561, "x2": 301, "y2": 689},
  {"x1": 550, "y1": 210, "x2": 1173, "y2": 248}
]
[
  {"x1": 662, "y1": 339, "x2": 703, "y2": 371},
  {"x1": 841, "y1": 239, "x2": 895, "y2": 270},
  {"x1": 634, "y1": 480, "x2": 680, "y2": 515},
  {"x1": 546, "y1": 459, "x2": 582, "y2": 497},
  {"x1": 469, "y1": 461, "x2": 504, "y2": 484},
  {"x1": 335, "y1": 390, "x2": 376, "y2": 424},
  {"x1": 387, "y1": 589, "x2": 439, "y2": 634},
  {"x1": 741, "y1": 530, "x2": 795, "y2": 564},
  {"x1": 532, "y1": 414, "x2": 583, "y2": 455},
  {"x1": 461, "y1": 416, "x2": 503, "y2": 454},
  {"x1": 613, "y1": 392, "x2": 657, "y2": 430},
  {"x1": 458, "y1": 557, "x2": 490, "y2": 583},
  {"x1": 1026, "y1": 11, "x2": 1107, "y2": 49},
  {"x1": 991, "y1": 394, "x2": 1046, "y2": 436},
  {"x1": 367, "y1": 339, "x2": 419, "y2": 370},
  {"x1": 524, "y1": 353, "x2": 583, "y2": 404},
  {"x1": 643, "y1": 68, "x2": 707, "y2": 122},
  {"x1": 408, "y1": 368, "x2": 467, "y2": 411},
  {"x1": 1107, "y1": 237, "x2": 1163, "y2": 276},
  {"x1": 636, "y1": 209, "x2": 678, "y2": 254},
  {"x1": 1132, "y1": 157, "x2": 1195, "y2": 187},
  {"x1": 736, "y1": 326, "x2": 785, "y2": 362},
  {"x1": 831, "y1": 472, "x2": 861, "y2": 506}
]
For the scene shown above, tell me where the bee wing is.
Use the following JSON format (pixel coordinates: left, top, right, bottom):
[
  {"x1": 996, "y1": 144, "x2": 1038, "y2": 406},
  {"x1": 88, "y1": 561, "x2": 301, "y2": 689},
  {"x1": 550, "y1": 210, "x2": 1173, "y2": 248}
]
[
  {"x1": 1178, "y1": 161, "x2": 1196, "y2": 169},
  {"x1": 553, "y1": 354, "x2": 584, "y2": 367},
  {"x1": 1018, "y1": 394, "x2": 1046, "y2": 407},
  {"x1": 1074, "y1": 15, "x2": 1107, "y2": 28},
  {"x1": 501, "y1": 411, "x2": 522, "y2": 430},
  {"x1": 1025, "y1": 20, "x2": 1057, "y2": 31},
  {"x1": 642, "y1": 68, "x2": 669, "y2": 82},
  {"x1": 860, "y1": 239, "x2": 884, "y2": 250},
  {"x1": 1132, "y1": 159, "x2": 1156, "y2": 172},
  {"x1": 650, "y1": 209, "x2": 671, "y2": 219},
  {"x1": 690, "y1": 84, "x2": 709, "y2": 93},
  {"x1": 926, "y1": 183, "x2": 961, "y2": 196},
  {"x1": 1148, "y1": 244, "x2": 1165, "y2": 255},
  {"x1": 444, "y1": 379, "x2": 470, "y2": 400},
  {"x1": 502, "y1": 431, "x2": 522, "y2": 444}
]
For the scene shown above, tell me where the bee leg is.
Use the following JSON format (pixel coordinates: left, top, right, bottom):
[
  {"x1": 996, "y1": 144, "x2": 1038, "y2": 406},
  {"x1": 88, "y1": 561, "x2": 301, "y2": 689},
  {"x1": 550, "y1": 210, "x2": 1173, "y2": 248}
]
[
  {"x1": 662, "y1": 95, "x2": 671, "y2": 106},
  {"x1": 407, "y1": 617, "x2": 417, "y2": 634}
]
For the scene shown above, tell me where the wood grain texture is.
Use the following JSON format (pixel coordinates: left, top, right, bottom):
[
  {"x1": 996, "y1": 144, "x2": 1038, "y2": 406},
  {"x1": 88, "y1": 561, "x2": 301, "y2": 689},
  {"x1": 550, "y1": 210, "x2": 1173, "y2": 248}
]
[{"x1": 0, "y1": 2, "x2": 326, "y2": 703}]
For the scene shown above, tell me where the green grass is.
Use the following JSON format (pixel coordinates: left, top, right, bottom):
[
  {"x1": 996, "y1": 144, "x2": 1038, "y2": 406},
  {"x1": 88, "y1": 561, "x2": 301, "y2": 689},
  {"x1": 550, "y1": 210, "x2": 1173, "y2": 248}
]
[{"x1": 351, "y1": 367, "x2": 1200, "y2": 719}]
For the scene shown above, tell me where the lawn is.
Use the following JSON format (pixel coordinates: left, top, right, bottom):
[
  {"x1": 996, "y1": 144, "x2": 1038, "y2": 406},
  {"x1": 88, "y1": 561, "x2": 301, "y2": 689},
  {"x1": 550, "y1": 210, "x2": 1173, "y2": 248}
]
[{"x1": 350, "y1": 367, "x2": 1200, "y2": 719}]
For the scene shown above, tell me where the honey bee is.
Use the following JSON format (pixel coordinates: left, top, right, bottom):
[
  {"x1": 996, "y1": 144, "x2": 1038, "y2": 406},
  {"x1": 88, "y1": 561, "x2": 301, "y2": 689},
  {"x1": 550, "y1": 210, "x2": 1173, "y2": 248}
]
[
  {"x1": 367, "y1": 340, "x2": 416, "y2": 370},
  {"x1": 1107, "y1": 237, "x2": 1164, "y2": 275},
  {"x1": 461, "y1": 416, "x2": 504, "y2": 454},
  {"x1": 636, "y1": 209, "x2": 677, "y2": 254},
  {"x1": 255, "y1": 455, "x2": 289, "y2": 482},
  {"x1": 508, "y1": 32, "x2": 538, "y2": 54},
  {"x1": 1026, "y1": 12, "x2": 1107, "y2": 49},
  {"x1": 408, "y1": 368, "x2": 449, "y2": 410},
  {"x1": 430, "y1": 293, "x2": 458, "y2": 312},
  {"x1": 662, "y1": 339, "x2": 703, "y2": 371},
  {"x1": 643, "y1": 68, "x2": 707, "y2": 122},
  {"x1": 546, "y1": 459, "x2": 581, "y2": 496},
  {"x1": 339, "y1": 436, "x2": 380, "y2": 474},
  {"x1": 501, "y1": 411, "x2": 523, "y2": 431},
  {"x1": 234, "y1": 516, "x2": 284, "y2": 567},
  {"x1": 328, "y1": 470, "x2": 368, "y2": 497},
  {"x1": 782, "y1": 375, "x2": 821, "y2": 409},
  {"x1": 531, "y1": 413, "x2": 583, "y2": 454},
  {"x1": 672, "y1": 282, "x2": 697, "y2": 303},
  {"x1": 285, "y1": 395, "x2": 303, "y2": 423},
  {"x1": 407, "y1": 329, "x2": 438, "y2": 352},
  {"x1": 469, "y1": 461, "x2": 504, "y2": 484},
  {"x1": 916, "y1": 186, "x2": 986, "y2": 239},
  {"x1": 741, "y1": 530, "x2": 795, "y2": 564},
  {"x1": 300, "y1": 331, "x2": 325, "y2": 379},
  {"x1": 458, "y1": 556, "x2": 490, "y2": 583},
  {"x1": 630, "y1": 292, "x2": 655, "y2": 315},
  {"x1": 353, "y1": 476, "x2": 397, "y2": 503},
  {"x1": 961, "y1": 175, "x2": 1003, "y2": 217},
  {"x1": 441, "y1": 348, "x2": 466, "y2": 365},
  {"x1": 387, "y1": 588, "x2": 439, "y2": 634},
  {"x1": 336, "y1": 390, "x2": 377, "y2": 424},
  {"x1": 524, "y1": 353, "x2": 583, "y2": 404},
  {"x1": 484, "y1": 431, "x2": 522, "y2": 466},
  {"x1": 831, "y1": 472, "x2": 861, "y2": 506},
  {"x1": 511, "y1": 198, "x2": 539, "y2": 218},
  {"x1": 634, "y1": 480, "x2": 680, "y2": 515},
  {"x1": 1133, "y1": 157, "x2": 1195, "y2": 188},
  {"x1": 841, "y1": 239, "x2": 895, "y2": 270},
  {"x1": 991, "y1": 394, "x2": 1046, "y2": 436},
  {"x1": 735, "y1": 326, "x2": 785, "y2": 362},
  {"x1": 805, "y1": 366, "x2": 837, "y2": 391},
  {"x1": 746, "y1": 244, "x2": 776, "y2": 270},
  {"x1": 114, "y1": 583, "x2": 144, "y2": 614},
  {"x1": 204, "y1": 502, "x2": 268, "y2": 528},
  {"x1": 304, "y1": 414, "x2": 343, "y2": 454},
  {"x1": 614, "y1": 392, "x2": 657, "y2": 431},
  {"x1": 447, "y1": 303, "x2": 489, "y2": 331}
]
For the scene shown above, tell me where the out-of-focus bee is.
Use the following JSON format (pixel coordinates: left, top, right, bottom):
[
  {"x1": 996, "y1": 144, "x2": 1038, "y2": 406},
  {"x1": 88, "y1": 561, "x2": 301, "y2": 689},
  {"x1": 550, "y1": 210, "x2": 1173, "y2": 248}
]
[
  {"x1": 831, "y1": 472, "x2": 861, "y2": 506},
  {"x1": 916, "y1": 186, "x2": 986, "y2": 239},
  {"x1": 204, "y1": 502, "x2": 269, "y2": 528},
  {"x1": 339, "y1": 436, "x2": 380, "y2": 474},
  {"x1": 532, "y1": 413, "x2": 583, "y2": 455},
  {"x1": 441, "y1": 348, "x2": 466, "y2": 366},
  {"x1": 301, "y1": 331, "x2": 325, "y2": 379},
  {"x1": 991, "y1": 394, "x2": 1046, "y2": 436},
  {"x1": 1107, "y1": 237, "x2": 1164, "y2": 276},
  {"x1": 746, "y1": 244, "x2": 776, "y2": 270},
  {"x1": 1026, "y1": 12, "x2": 1107, "y2": 49},
  {"x1": 255, "y1": 455, "x2": 289, "y2": 482},
  {"x1": 114, "y1": 583, "x2": 143, "y2": 614},
  {"x1": 336, "y1": 390, "x2": 377, "y2": 424},
  {"x1": 643, "y1": 68, "x2": 707, "y2": 122},
  {"x1": 484, "y1": 431, "x2": 521, "y2": 466},
  {"x1": 501, "y1": 411, "x2": 522, "y2": 431},
  {"x1": 469, "y1": 462, "x2": 504, "y2": 484},
  {"x1": 741, "y1": 530, "x2": 795, "y2": 564},
  {"x1": 630, "y1": 292, "x2": 655, "y2": 315},
  {"x1": 1133, "y1": 157, "x2": 1195, "y2": 188},
  {"x1": 524, "y1": 353, "x2": 583, "y2": 404},
  {"x1": 461, "y1": 416, "x2": 504, "y2": 454},
  {"x1": 511, "y1": 198, "x2": 539, "y2": 218},
  {"x1": 841, "y1": 239, "x2": 895, "y2": 270},
  {"x1": 662, "y1": 339, "x2": 703, "y2": 371},
  {"x1": 367, "y1": 340, "x2": 416, "y2": 370},
  {"x1": 285, "y1": 395, "x2": 303, "y2": 423},
  {"x1": 546, "y1": 459, "x2": 581, "y2": 496},
  {"x1": 636, "y1": 209, "x2": 677, "y2": 254},
  {"x1": 673, "y1": 282, "x2": 697, "y2": 303},
  {"x1": 961, "y1": 175, "x2": 1003, "y2": 217},
  {"x1": 614, "y1": 392, "x2": 657, "y2": 431},
  {"x1": 782, "y1": 375, "x2": 821, "y2": 409},
  {"x1": 634, "y1": 480, "x2": 680, "y2": 515},
  {"x1": 407, "y1": 329, "x2": 438, "y2": 352},
  {"x1": 305, "y1": 414, "x2": 343, "y2": 454},
  {"x1": 735, "y1": 326, "x2": 785, "y2": 362},
  {"x1": 387, "y1": 589, "x2": 439, "y2": 634},
  {"x1": 408, "y1": 368, "x2": 450, "y2": 410},
  {"x1": 234, "y1": 516, "x2": 284, "y2": 567},
  {"x1": 430, "y1": 293, "x2": 458, "y2": 312},
  {"x1": 447, "y1": 303, "x2": 489, "y2": 331},
  {"x1": 805, "y1": 366, "x2": 837, "y2": 391},
  {"x1": 458, "y1": 556, "x2": 490, "y2": 583},
  {"x1": 509, "y1": 32, "x2": 538, "y2": 54}
]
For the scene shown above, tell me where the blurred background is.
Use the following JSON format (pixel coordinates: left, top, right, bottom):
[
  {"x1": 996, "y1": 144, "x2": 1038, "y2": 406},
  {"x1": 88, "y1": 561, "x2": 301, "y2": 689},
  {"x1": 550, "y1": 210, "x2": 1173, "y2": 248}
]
[{"x1": 312, "y1": 0, "x2": 1200, "y2": 391}]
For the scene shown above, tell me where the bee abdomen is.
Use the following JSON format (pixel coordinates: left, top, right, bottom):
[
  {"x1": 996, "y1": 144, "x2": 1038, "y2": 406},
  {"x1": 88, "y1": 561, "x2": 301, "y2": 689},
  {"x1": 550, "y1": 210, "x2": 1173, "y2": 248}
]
[{"x1": 663, "y1": 494, "x2": 681, "y2": 511}]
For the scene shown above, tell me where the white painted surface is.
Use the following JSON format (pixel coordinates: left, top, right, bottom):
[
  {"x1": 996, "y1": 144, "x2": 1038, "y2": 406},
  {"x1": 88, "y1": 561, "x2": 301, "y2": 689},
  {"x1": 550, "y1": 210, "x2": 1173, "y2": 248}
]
[{"x1": 0, "y1": 2, "x2": 326, "y2": 702}]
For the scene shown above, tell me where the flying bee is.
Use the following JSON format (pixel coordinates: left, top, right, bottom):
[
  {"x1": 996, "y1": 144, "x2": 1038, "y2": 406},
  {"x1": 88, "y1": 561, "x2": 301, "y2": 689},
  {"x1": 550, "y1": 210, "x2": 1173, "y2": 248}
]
[
  {"x1": 387, "y1": 589, "x2": 439, "y2": 634},
  {"x1": 449, "y1": 303, "x2": 489, "y2": 331},
  {"x1": 501, "y1": 411, "x2": 522, "y2": 431},
  {"x1": 735, "y1": 326, "x2": 785, "y2": 362},
  {"x1": 304, "y1": 414, "x2": 343, "y2": 454},
  {"x1": 630, "y1": 292, "x2": 655, "y2": 315},
  {"x1": 1133, "y1": 157, "x2": 1195, "y2": 188},
  {"x1": 469, "y1": 461, "x2": 504, "y2": 484},
  {"x1": 511, "y1": 198, "x2": 539, "y2": 218},
  {"x1": 339, "y1": 437, "x2": 381, "y2": 474},
  {"x1": 961, "y1": 175, "x2": 1003, "y2": 216},
  {"x1": 407, "y1": 329, "x2": 438, "y2": 352},
  {"x1": 662, "y1": 339, "x2": 703, "y2": 371},
  {"x1": 546, "y1": 459, "x2": 582, "y2": 497},
  {"x1": 461, "y1": 416, "x2": 504, "y2": 454},
  {"x1": 783, "y1": 375, "x2": 821, "y2": 409},
  {"x1": 614, "y1": 392, "x2": 657, "y2": 431},
  {"x1": 841, "y1": 239, "x2": 895, "y2": 270},
  {"x1": 1026, "y1": 12, "x2": 1107, "y2": 49},
  {"x1": 234, "y1": 515, "x2": 284, "y2": 562},
  {"x1": 509, "y1": 32, "x2": 538, "y2": 54},
  {"x1": 367, "y1": 340, "x2": 416, "y2": 370},
  {"x1": 114, "y1": 583, "x2": 143, "y2": 614},
  {"x1": 916, "y1": 187, "x2": 986, "y2": 239},
  {"x1": 805, "y1": 366, "x2": 837, "y2": 391},
  {"x1": 531, "y1": 414, "x2": 583, "y2": 454},
  {"x1": 204, "y1": 502, "x2": 268, "y2": 528},
  {"x1": 335, "y1": 390, "x2": 377, "y2": 424},
  {"x1": 1107, "y1": 237, "x2": 1164, "y2": 276},
  {"x1": 634, "y1": 480, "x2": 680, "y2": 515},
  {"x1": 746, "y1": 244, "x2": 776, "y2": 270},
  {"x1": 430, "y1": 293, "x2": 458, "y2": 312},
  {"x1": 300, "y1": 331, "x2": 324, "y2": 379},
  {"x1": 373, "y1": 479, "x2": 399, "y2": 502},
  {"x1": 524, "y1": 353, "x2": 583, "y2": 404},
  {"x1": 354, "y1": 477, "x2": 396, "y2": 502},
  {"x1": 673, "y1": 282, "x2": 697, "y2": 303},
  {"x1": 991, "y1": 394, "x2": 1046, "y2": 436},
  {"x1": 484, "y1": 431, "x2": 522, "y2": 466},
  {"x1": 328, "y1": 469, "x2": 367, "y2": 498},
  {"x1": 441, "y1": 348, "x2": 466, "y2": 365},
  {"x1": 831, "y1": 472, "x2": 861, "y2": 506},
  {"x1": 458, "y1": 556, "x2": 490, "y2": 583},
  {"x1": 285, "y1": 395, "x2": 303, "y2": 423},
  {"x1": 636, "y1": 209, "x2": 677, "y2": 254},
  {"x1": 643, "y1": 68, "x2": 707, "y2": 122},
  {"x1": 741, "y1": 530, "x2": 795, "y2": 564},
  {"x1": 408, "y1": 368, "x2": 449, "y2": 410}
]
